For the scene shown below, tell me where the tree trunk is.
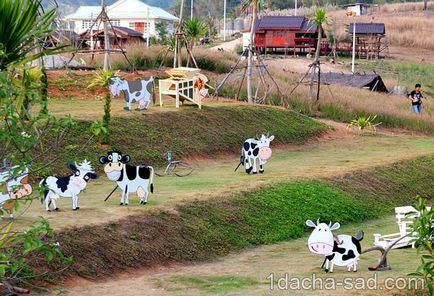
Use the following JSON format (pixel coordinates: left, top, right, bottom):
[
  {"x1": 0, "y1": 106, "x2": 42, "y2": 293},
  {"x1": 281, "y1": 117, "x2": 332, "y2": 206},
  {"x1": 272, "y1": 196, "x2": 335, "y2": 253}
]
[
  {"x1": 247, "y1": 4, "x2": 257, "y2": 104},
  {"x1": 309, "y1": 24, "x2": 322, "y2": 101},
  {"x1": 424, "y1": 0, "x2": 427, "y2": 10}
]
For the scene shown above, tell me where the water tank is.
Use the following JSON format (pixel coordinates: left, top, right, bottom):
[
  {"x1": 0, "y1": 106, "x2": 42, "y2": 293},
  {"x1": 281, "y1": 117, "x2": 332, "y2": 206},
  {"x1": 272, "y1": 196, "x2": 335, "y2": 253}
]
[{"x1": 234, "y1": 18, "x2": 245, "y2": 31}]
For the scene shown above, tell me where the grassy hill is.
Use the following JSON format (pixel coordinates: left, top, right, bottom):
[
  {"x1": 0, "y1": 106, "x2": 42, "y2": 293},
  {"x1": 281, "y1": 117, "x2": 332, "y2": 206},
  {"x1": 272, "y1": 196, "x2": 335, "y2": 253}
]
[{"x1": 35, "y1": 105, "x2": 328, "y2": 176}]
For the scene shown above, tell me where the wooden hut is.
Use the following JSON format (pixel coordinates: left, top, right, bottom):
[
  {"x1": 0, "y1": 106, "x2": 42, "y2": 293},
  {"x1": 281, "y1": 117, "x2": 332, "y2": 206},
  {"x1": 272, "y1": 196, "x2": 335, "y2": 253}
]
[
  {"x1": 253, "y1": 16, "x2": 320, "y2": 54},
  {"x1": 82, "y1": 26, "x2": 145, "y2": 49},
  {"x1": 348, "y1": 22, "x2": 387, "y2": 59}
]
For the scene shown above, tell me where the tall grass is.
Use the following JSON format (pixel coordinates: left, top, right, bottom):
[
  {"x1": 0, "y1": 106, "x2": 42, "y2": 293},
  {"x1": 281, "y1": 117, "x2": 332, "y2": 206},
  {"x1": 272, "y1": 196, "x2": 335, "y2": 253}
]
[
  {"x1": 85, "y1": 43, "x2": 237, "y2": 73},
  {"x1": 328, "y1": 3, "x2": 434, "y2": 50},
  {"x1": 213, "y1": 59, "x2": 434, "y2": 133}
]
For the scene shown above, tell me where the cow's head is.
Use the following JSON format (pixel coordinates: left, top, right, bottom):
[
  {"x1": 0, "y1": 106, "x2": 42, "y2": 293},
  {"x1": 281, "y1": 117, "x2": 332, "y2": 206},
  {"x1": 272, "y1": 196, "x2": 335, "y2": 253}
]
[
  {"x1": 109, "y1": 77, "x2": 125, "y2": 97},
  {"x1": 67, "y1": 160, "x2": 98, "y2": 191},
  {"x1": 257, "y1": 134, "x2": 274, "y2": 161},
  {"x1": 306, "y1": 219, "x2": 340, "y2": 256},
  {"x1": 99, "y1": 150, "x2": 131, "y2": 181},
  {"x1": 1, "y1": 167, "x2": 33, "y2": 200}
]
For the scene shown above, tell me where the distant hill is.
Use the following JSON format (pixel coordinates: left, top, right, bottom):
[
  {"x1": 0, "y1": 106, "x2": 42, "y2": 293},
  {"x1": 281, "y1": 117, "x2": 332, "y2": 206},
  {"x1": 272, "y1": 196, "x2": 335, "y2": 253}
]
[{"x1": 56, "y1": 0, "x2": 176, "y2": 15}]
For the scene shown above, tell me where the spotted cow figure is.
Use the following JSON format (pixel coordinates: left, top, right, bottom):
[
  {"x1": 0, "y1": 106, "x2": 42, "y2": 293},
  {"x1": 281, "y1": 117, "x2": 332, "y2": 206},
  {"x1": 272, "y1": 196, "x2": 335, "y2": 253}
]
[
  {"x1": 40, "y1": 160, "x2": 98, "y2": 211},
  {"x1": 109, "y1": 76, "x2": 154, "y2": 111},
  {"x1": 99, "y1": 150, "x2": 154, "y2": 205},
  {"x1": 306, "y1": 219, "x2": 364, "y2": 273},
  {"x1": 236, "y1": 134, "x2": 274, "y2": 174},
  {"x1": 0, "y1": 166, "x2": 33, "y2": 219}
]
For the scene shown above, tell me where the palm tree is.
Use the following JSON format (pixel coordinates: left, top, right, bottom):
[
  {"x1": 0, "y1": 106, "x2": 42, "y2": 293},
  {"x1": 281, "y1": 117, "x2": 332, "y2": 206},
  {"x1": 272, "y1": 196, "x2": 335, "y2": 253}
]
[
  {"x1": 0, "y1": 0, "x2": 58, "y2": 70},
  {"x1": 242, "y1": 0, "x2": 264, "y2": 104},
  {"x1": 184, "y1": 18, "x2": 207, "y2": 66},
  {"x1": 309, "y1": 7, "x2": 327, "y2": 101}
]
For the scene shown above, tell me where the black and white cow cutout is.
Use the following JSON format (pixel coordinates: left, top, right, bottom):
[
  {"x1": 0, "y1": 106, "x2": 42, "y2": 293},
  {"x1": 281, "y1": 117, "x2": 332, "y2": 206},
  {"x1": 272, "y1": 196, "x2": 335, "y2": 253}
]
[
  {"x1": 236, "y1": 134, "x2": 274, "y2": 174},
  {"x1": 306, "y1": 219, "x2": 364, "y2": 273},
  {"x1": 109, "y1": 77, "x2": 154, "y2": 111},
  {"x1": 40, "y1": 160, "x2": 98, "y2": 211},
  {"x1": 99, "y1": 150, "x2": 154, "y2": 205}
]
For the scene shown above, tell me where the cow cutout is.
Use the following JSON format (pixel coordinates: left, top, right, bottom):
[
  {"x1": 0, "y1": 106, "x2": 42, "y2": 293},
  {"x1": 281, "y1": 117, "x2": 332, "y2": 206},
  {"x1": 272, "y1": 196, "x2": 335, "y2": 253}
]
[
  {"x1": 40, "y1": 160, "x2": 98, "y2": 211},
  {"x1": 109, "y1": 76, "x2": 154, "y2": 111},
  {"x1": 0, "y1": 166, "x2": 33, "y2": 219},
  {"x1": 99, "y1": 150, "x2": 154, "y2": 205},
  {"x1": 235, "y1": 134, "x2": 274, "y2": 174},
  {"x1": 306, "y1": 219, "x2": 364, "y2": 273}
]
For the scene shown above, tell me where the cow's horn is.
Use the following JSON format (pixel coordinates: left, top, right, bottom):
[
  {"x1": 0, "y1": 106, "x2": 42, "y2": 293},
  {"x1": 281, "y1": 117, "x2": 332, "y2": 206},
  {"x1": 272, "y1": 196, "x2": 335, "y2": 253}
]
[
  {"x1": 317, "y1": 218, "x2": 320, "y2": 225},
  {"x1": 329, "y1": 221, "x2": 332, "y2": 227}
]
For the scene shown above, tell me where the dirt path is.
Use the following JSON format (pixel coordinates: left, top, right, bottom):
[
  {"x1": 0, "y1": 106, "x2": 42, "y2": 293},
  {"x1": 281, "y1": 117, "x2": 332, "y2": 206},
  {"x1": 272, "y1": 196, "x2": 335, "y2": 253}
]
[
  {"x1": 210, "y1": 38, "x2": 242, "y2": 52},
  {"x1": 50, "y1": 216, "x2": 421, "y2": 296},
  {"x1": 15, "y1": 124, "x2": 434, "y2": 231}
]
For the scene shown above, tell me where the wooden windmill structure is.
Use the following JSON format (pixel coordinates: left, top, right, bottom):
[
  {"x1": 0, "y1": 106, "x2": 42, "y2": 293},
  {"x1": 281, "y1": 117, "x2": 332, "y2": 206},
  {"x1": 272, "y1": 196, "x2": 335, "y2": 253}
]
[
  {"x1": 68, "y1": 0, "x2": 133, "y2": 70},
  {"x1": 173, "y1": 0, "x2": 197, "y2": 68}
]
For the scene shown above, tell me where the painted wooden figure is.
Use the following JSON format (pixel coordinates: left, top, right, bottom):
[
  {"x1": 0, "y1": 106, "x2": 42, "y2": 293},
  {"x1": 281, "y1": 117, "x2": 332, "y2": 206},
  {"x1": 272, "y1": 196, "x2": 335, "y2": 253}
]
[
  {"x1": 109, "y1": 76, "x2": 154, "y2": 111},
  {"x1": 99, "y1": 150, "x2": 154, "y2": 205},
  {"x1": 40, "y1": 160, "x2": 98, "y2": 211},
  {"x1": 0, "y1": 166, "x2": 32, "y2": 219},
  {"x1": 306, "y1": 219, "x2": 364, "y2": 273},
  {"x1": 235, "y1": 134, "x2": 274, "y2": 174}
]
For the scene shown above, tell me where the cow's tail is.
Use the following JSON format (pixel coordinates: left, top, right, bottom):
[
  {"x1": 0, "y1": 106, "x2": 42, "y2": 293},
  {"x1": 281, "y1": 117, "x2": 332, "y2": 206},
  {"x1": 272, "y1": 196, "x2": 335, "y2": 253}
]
[
  {"x1": 39, "y1": 178, "x2": 49, "y2": 205},
  {"x1": 149, "y1": 166, "x2": 154, "y2": 193},
  {"x1": 234, "y1": 148, "x2": 245, "y2": 172},
  {"x1": 355, "y1": 230, "x2": 364, "y2": 241}
]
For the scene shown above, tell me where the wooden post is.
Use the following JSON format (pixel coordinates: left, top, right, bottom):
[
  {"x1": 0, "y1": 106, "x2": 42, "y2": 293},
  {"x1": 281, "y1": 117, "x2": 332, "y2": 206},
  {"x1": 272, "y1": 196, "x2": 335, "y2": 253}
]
[
  {"x1": 102, "y1": 0, "x2": 110, "y2": 70},
  {"x1": 177, "y1": 0, "x2": 185, "y2": 68}
]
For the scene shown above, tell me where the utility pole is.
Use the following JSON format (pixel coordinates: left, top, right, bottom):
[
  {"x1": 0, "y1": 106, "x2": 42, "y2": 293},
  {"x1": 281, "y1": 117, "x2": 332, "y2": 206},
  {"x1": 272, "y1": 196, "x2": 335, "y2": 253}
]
[
  {"x1": 295, "y1": 0, "x2": 297, "y2": 16},
  {"x1": 90, "y1": 12, "x2": 94, "y2": 50},
  {"x1": 223, "y1": 0, "x2": 227, "y2": 41},
  {"x1": 146, "y1": 7, "x2": 150, "y2": 47},
  {"x1": 351, "y1": 21, "x2": 356, "y2": 73},
  {"x1": 176, "y1": 0, "x2": 185, "y2": 68},
  {"x1": 102, "y1": 0, "x2": 110, "y2": 70},
  {"x1": 190, "y1": 0, "x2": 193, "y2": 20}
]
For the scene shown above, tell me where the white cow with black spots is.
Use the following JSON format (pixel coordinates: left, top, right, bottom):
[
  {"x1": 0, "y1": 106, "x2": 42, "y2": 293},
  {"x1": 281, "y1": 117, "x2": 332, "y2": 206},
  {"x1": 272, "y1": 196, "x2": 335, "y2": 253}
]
[
  {"x1": 235, "y1": 134, "x2": 274, "y2": 174},
  {"x1": 306, "y1": 219, "x2": 364, "y2": 273},
  {"x1": 40, "y1": 160, "x2": 98, "y2": 211},
  {"x1": 99, "y1": 150, "x2": 154, "y2": 205}
]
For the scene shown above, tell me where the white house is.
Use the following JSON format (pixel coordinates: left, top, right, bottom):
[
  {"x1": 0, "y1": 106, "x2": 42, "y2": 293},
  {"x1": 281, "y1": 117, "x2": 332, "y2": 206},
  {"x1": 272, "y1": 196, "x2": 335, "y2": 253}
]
[
  {"x1": 64, "y1": 0, "x2": 179, "y2": 37},
  {"x1": 343, "y1": 3, "x2": 369, "y2": 16}
]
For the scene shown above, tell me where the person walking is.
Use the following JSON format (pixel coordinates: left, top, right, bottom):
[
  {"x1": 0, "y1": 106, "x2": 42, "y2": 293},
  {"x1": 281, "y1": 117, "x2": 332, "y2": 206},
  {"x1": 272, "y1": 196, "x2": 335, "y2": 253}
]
[{"x1": 409, "y1": 83, "x2": 424, "y2": 114}]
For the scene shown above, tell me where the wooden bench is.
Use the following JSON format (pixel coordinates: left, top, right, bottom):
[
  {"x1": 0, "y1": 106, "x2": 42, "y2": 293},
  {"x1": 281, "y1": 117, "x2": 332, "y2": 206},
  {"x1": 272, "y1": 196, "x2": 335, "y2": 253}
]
[{"x1": 373, "y1": 206, "x2": 430, "y2": 250}]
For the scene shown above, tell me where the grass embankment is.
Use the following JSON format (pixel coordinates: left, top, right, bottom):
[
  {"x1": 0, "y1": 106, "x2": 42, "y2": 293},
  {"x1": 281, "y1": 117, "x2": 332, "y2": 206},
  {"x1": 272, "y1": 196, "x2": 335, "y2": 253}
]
[
  {"x1": 37, "y1": 106, "x2": 327, "y2": 176},
  {"x1": 40, "y1": 155, "x2": 434, "y2": 282}
]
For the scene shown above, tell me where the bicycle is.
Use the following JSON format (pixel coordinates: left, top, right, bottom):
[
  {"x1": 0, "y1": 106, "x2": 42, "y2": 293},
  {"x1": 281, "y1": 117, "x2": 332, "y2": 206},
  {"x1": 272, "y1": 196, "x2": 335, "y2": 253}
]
[{"x1": 155, "y1": 151, "x2": 193, "y2": 177}]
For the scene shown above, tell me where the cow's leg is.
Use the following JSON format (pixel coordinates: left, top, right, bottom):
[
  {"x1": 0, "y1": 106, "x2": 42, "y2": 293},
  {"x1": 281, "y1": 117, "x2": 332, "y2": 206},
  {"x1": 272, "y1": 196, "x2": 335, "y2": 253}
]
[
  {"x1": 325, "y1": 259, "x2": 329, "y2": 272},
  {"x1": 329, "y1": 262, "x2": 334, "y2": 273},
  {"x1": 125, "y1": 192, "x2": 129, "y2": 205},
  {"x1": 245, "y1": 157, "x2": 253, "y2": 174},
  {"x1": 252, "y1": 157, "x2": 258, "y2": 174},
  {"x1": 259, "y1": 159, "x2": 265, "y2": 174},
  {"x1": 45, "y1": 193, "x2": 51, "y2": 211},
  {"x1": 353, "y1": 260, "x2": 358, "y2": 272},
  {"x1": 120, "y1": 190, "x2": 125, "y2": 206},
  {"x1": 72, "y1": 195, "x2": 77, "y2": 210},
  {"x1": 137, "y1": 186, "x2": 147, "y2": 205},
  {"x1": 52, "y1": 197, "x2": 58, "y2": 211}
]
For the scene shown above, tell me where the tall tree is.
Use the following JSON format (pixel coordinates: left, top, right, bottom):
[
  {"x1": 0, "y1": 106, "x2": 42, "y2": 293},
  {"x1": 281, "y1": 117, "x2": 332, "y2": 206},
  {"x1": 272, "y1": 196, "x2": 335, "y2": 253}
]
[{"x1": 242, "y1": 0, "x2": 264, "y2": 104}]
